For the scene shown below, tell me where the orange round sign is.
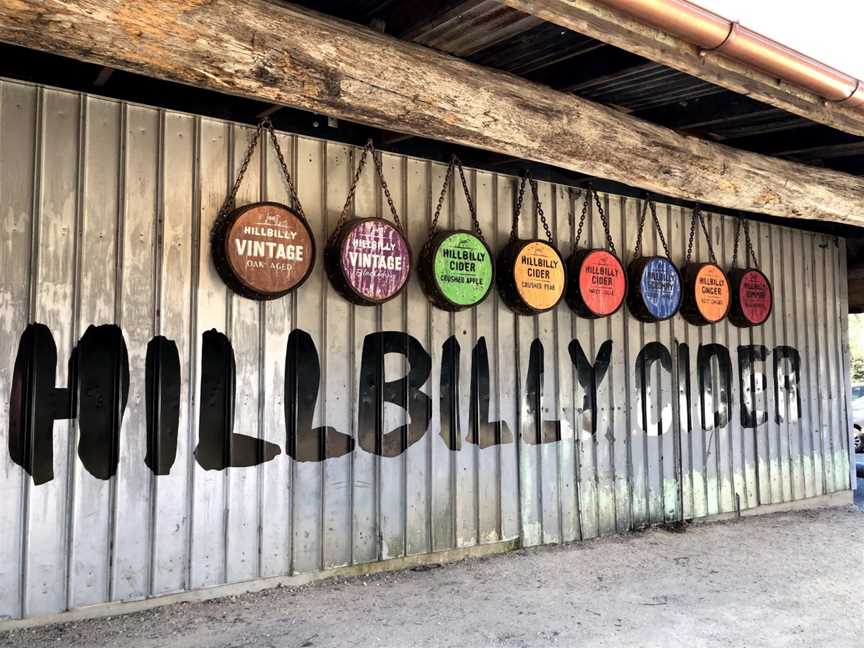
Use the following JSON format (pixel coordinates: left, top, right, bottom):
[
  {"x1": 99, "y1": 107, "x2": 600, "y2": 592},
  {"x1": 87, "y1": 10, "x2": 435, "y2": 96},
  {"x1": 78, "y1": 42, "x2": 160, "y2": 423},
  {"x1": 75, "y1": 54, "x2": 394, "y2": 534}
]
[
  {"x1": 513, "y1": 241, "x2": 566, "y2": 311},
  {"x1": 693, "y1": 264, "x2": 730, "y2": 323}
]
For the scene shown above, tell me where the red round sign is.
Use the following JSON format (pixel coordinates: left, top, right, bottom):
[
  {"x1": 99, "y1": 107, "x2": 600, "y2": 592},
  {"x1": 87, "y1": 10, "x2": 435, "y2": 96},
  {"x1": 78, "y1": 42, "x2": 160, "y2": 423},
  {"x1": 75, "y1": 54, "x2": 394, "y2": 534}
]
[
  {"x1": 737, "y1": 269, "x2": 772, "y2": 325},
  {"x1": 574, "y1": 250, "x2": 626, "y2": 317}
]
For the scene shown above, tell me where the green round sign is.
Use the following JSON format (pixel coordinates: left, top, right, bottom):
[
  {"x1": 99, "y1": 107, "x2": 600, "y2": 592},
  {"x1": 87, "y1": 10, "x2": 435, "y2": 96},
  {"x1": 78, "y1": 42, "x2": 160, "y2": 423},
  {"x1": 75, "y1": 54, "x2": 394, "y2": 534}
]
[{"x1": 432, "y1": 232, "x2": 494, "y2": 307}]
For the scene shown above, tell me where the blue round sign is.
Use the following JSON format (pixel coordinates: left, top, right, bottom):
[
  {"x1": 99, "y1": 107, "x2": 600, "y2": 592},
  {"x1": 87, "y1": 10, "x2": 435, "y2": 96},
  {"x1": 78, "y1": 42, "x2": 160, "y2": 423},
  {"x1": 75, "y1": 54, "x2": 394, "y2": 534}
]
[{"x1": 639, "y1": 257, "x2": 681, "y2": 320}]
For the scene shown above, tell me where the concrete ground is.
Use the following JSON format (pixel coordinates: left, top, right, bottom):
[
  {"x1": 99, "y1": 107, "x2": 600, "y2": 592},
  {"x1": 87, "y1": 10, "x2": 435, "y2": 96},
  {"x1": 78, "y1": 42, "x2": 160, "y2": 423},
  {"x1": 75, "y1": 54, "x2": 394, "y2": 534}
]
[{"x1": 1, "y1": 506, "x2": 861, "y2": 648}]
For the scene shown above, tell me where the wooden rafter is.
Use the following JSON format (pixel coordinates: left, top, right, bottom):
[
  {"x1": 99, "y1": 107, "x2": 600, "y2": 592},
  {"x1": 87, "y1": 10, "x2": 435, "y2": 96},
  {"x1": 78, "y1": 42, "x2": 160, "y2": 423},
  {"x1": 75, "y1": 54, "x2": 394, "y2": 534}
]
[{"x1": 0, "y1": 0, "x2": 862, "y2": 225}]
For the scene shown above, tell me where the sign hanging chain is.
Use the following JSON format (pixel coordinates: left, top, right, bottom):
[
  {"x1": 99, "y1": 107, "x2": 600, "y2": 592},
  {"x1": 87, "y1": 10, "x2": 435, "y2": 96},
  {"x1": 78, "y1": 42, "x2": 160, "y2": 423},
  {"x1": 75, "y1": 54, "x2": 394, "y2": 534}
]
[
  {"x1": 633, "y1": 196, "x2": 671, "y2": 261},
  {"x1": 216, "y1": 118, "x2": 306, "y2": 222},
  {"x1": 335, "y1": 139, "x2": 403, "y2": 233},
  {"x1": 425, "y1": 155, "x2": 486, "y2": 256},
  {"x1": 573, "y1": 184, "x2": 617, "y2": 255},
  {"x1": 511, "y1": 170, "x2": 554, "y2": 245},
  {"x1": 684, "y1": 205, "x2": 717, "y2": 265},
  {"x1": 731, "y1": 215, "x2": 760, "y2": 270}
]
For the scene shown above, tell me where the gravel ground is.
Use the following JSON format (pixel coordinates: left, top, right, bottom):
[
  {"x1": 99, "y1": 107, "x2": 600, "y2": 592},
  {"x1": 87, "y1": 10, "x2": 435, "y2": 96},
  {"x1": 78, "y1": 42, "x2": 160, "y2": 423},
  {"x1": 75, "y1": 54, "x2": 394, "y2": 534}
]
[{"x1": 2, "y1": 506, "x2": 861, "y2": 648}]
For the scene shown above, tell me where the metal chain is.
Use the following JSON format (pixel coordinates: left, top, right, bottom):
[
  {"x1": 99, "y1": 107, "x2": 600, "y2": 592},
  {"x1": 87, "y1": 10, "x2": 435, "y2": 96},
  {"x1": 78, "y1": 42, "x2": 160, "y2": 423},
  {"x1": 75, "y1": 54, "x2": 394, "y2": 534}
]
[
  {"x1": 454, "y1": 156, "x2": 485, "y2": 243},
  {"x1": 511, "y1": 172, "x2": 529, "y2": 243},
  {"x1": 572, "y1": 188, "x2": 588, "y2": 252},
  {"x1": 633, "y1": 197, "x2": 649, "y2": 259},
  {"x1": 336, "y1": 139, "x2": 403, "y2": 232},
  {"x1": 634, "y1": 196, "x2": 672, "y2": 260},
  {"x1": 731, "y1": 215, "x2": 743, "y2": 268},
  {"x1": 511, "y1": 171, "x2": 554, "y2": 244},
  {"x1": 590, "y1": 186, "x2": 617, "y2": 255},
  {"x1": 685, "y1": 207, "x2": 697, "y2": 264},
  {"x1": 743, "y1": 218, "x2": 759, "y2": 269},
  {"x1": 684, "y1": 206, "x2": 717, "y2": 265},
  {"x1": 216, "y1": 118, "x2": 307, "y2": 222},
  {"x1": 424, "y1": 157, "x2": 456, "y2": 255},
  {"x1": 731, "y1": 215, "x2": 759, "y2": 269},
  {"x1": 264, "y1": 120, "x2": 306, "y2": 221},
  {"x1": 216, "y1": 120, "x2": 267, "y2": 220}
]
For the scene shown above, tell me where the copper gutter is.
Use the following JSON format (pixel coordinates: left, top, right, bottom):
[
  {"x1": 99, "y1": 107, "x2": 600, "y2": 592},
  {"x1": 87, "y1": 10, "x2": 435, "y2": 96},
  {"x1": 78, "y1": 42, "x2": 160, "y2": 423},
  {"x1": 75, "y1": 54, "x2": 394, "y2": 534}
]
[{"x1": 597, "y1": 0, "x2": 864, "y2": 110}]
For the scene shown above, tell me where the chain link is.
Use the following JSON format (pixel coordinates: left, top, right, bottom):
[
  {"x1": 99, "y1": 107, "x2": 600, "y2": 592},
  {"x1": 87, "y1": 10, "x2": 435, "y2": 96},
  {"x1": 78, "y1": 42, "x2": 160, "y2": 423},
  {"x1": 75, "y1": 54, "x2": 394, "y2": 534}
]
[
  {"x1": 731, "y1": 215, "x2": 759, "y2": 269},
  {"x1": 633, "y1": 196, "x2": 671, "y2": 260},
  {"x1": 684, "y1": 206, "x2": 717, "y2": 265},
  {"x1": 511, "y1": 171, "x2": 554, "y2": 244},
  {"x1": 743, "y1": 218, "x2": 759, "y2": 269},
  {"x1": 572, "y1": 188, "x2": 588, "y2": 252},
  {"x1": 216, "y1": 118, "x2": 306, "y2": 223},
  {"x1": 335, "y1": 139, "x2": 403, "y2": 233},
  {"x1": 454, "y1": 156, "x2": 485, "y2": 242},
  {"x1": 590, "y1": 186, "x2": 617, "y2": 255}
]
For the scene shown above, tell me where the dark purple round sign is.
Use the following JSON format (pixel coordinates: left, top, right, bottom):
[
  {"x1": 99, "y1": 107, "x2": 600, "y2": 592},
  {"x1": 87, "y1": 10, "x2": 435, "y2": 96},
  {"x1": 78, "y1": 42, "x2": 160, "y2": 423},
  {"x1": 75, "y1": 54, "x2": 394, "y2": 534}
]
[{"x1": 340, "y1": 219, "x2": 411, "y2": 302}]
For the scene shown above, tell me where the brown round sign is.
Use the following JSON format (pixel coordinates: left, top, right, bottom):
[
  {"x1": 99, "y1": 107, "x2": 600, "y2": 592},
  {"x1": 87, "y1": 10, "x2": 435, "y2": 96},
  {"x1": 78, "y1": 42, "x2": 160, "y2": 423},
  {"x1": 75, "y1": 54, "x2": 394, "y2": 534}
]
[{"x1": 212, "y1": 202, "x2": 316, "y2": 300}]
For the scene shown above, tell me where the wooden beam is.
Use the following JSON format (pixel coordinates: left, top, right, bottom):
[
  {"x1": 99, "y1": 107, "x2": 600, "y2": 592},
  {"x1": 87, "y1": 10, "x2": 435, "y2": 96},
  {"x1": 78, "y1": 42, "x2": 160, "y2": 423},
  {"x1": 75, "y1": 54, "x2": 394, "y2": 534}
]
[
  {"x1": 500, "y1": 0, "x2": 864, "y2": 138},
  {"x1": 0, "y1": 1, "x2": 863, "y2": 226}
]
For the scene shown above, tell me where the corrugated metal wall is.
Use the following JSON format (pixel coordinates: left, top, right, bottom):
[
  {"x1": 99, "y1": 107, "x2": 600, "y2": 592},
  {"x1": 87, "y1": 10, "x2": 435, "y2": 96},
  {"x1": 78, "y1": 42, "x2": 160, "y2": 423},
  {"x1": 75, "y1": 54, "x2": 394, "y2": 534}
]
[{"x1": 0, "y1": 78, "x2": 853, "y2": 621}]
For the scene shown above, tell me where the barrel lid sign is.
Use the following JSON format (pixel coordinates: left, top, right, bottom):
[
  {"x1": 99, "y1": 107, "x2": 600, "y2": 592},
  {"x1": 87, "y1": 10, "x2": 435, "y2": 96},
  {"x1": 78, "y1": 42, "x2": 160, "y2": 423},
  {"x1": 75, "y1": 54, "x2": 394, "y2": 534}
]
[
  {"x1": 628, "y1": 256, "x2": 681, "y2": 322},
  {"x1": 428, "y1": 231, "x2": 493, "y2": 309},
  {"x1": 332, "y1": 218, "x2": 411, "y2": 305},
  {"x1": 729, "y1": 268, "x2": 773, "y2": 327},
  {"x1": 513, "y1": 241, "x2": 566, "y2": 311},
  {"x1": 213, "y1": 202, "x2": 315, "y2": 300},
  {"x1": 682, "y1": 263, "x2": 730, "y2": 325},
  {"x1": 568, "y1": 249, "x2": 626, "y2": 318}
]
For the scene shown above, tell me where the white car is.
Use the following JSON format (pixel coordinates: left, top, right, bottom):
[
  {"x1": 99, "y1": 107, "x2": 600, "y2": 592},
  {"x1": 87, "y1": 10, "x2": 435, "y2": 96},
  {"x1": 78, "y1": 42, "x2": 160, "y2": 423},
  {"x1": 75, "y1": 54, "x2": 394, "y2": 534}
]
[{"x1": 852, "y1": 394, "x2": 864, "y2": 453}]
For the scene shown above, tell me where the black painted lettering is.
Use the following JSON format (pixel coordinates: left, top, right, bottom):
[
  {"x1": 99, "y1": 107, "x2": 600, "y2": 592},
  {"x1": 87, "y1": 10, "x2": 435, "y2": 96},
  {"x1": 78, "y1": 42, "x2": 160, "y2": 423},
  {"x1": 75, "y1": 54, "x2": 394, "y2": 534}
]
[
  {"x1": 468, "y1": 337, "x2": 512, "y2": 448},
  {"x1": 77, "y1": 325, "x2": 129, "y2": 480},
  {"x1": 524, "y1": 339, "x2": 561, "y2": 444},
  {"x1": 195, "y1": 330, "x2": 280, "y2": 470},
  {"x1": 358, "y1": 332, "x2": 432, "y2": 457},
  {"x1": 698, "y1": 344, "x2": 732, "y2": 431},
  {"x1": 8, "y1": 323, "x2": 74, "y2": 485},
  {"x1": 568, "y1": 339, "x2": 612, "y2": 435},
  {"x1": 635, "y1": 342, "x2": 672, "y2": 434},
  {"x1": 285, "y1": 329, "x2": 354, "y2": 461},
  {"x1": 738, "y1": 345, "x2": 768, "y2": 428},
  {"x1": 145, "y1": 336, "x2": 181, "y2": 475}
]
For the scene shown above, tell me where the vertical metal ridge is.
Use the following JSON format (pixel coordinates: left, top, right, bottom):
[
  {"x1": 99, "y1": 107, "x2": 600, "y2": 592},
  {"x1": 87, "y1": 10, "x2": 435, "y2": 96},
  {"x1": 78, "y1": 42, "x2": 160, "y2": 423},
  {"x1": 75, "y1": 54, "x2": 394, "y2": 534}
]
[
  {"x1": 346, "y1": 146, "x2": 356, "y2": 568},
  {"x1": 147, "y1": 107, "x2": 167, "y2": 597},
  {"x1": 184, "y1": 114, "x2": 202, "y2": 592},
  {"x1": 288, "y1": 133, "x2": 300, "y2": 575},
  {"x1": 255, "y1": 127, "x2": 268, "y2": 579},
  {"x1": 106, "y1": 101, "x2": 128, "y2": 603},
  {"x1": 424, "y1": 159, "x2": 433, "y2": 553},
  {"x1": 221, "y1": 122, "x2": 234, "y2": 585},
  {"x1": 63, "y1": 92, "x2": 87, "y2": 612},
  {"x1": 620, "y1": 196, "x2": 632, "y2": 534},
  {"x1": 829, "y1": 237, "x2": 851, "y2": 482},
  {"x1": 318, "y1": 138, "x2": 328, "y2": 570},
  {"x1": 606, "y1": 193, "x2": 618, "y2": 530},
  {"x1": 401, "y1": 154, "x2": 410, "y2": 557},
  {"x1": 19, "y1": 87, "x2": 37, "y2": 600}
]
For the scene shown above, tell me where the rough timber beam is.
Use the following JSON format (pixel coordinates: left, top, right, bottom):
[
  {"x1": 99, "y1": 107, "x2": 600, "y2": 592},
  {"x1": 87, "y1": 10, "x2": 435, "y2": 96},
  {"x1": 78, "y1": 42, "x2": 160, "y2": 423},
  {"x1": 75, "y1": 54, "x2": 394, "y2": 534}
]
[
  {"x1": 0, "y1": 0, "x2": 863, "y2": 226},
  {"x1": 500, "y1": 0, "x2": 864, "y2": 138}
]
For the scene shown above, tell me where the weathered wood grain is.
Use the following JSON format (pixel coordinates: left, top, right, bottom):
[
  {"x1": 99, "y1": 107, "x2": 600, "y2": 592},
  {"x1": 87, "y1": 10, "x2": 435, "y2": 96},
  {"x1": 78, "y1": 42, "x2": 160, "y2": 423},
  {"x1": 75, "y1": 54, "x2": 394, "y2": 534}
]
[
  {"x1": 0, "y1": 0, "x2": 863, "y2": 225},
  {"x1": 501, "y1": 0, "x2": 864, "y2": 137}
]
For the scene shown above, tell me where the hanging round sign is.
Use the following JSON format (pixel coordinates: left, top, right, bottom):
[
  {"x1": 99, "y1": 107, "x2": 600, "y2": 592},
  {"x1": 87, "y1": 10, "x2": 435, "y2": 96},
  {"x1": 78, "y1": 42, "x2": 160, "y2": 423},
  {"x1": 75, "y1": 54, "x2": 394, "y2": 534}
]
[
  {"x1": 681, "y1": 262, "x2": 730, "y2": 325},
  {"x1": 728, "y1": 268, "x2": 772, "y2": 327},
  {"x1": 627, "y1": 256, "x2": 682, "y2": 322},
  {"x1": 325, "y1": 217, "x2": 411, "y2": 306},
  {"x1": 420, "y1": 230, "x2": 494, "y2": 311},
  {"x1": 567, "y1": 249, "x2": 627, "y2": 318},
  {"x1": 497, "y1": 239, "x2": 567, "y2": 315},
  {"x1": 212, "y1": 202, "x2": 316, "y2": 301}
]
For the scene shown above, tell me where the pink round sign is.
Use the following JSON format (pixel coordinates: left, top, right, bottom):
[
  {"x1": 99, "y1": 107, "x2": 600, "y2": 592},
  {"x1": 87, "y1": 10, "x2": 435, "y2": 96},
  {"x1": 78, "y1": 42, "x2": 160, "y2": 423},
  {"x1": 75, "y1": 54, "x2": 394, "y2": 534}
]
[{"x1": 340, "y1": 219, "x2": 411, "y2": 302}]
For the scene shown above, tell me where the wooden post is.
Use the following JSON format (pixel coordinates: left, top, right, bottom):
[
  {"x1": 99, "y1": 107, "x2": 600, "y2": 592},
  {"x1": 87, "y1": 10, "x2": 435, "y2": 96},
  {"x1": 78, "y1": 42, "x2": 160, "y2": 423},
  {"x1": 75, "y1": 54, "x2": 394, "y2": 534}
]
[{"x1": 1, "y1": 1, "x2": 863, "y2": 225}]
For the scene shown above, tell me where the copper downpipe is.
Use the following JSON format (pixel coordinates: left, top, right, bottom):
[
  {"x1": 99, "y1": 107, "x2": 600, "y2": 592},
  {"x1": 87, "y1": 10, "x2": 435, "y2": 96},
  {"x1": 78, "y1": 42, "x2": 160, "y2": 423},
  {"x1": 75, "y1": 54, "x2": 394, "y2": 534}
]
[{"x1": 597, "y1": 0, "x2": 864, "y2": 110}]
